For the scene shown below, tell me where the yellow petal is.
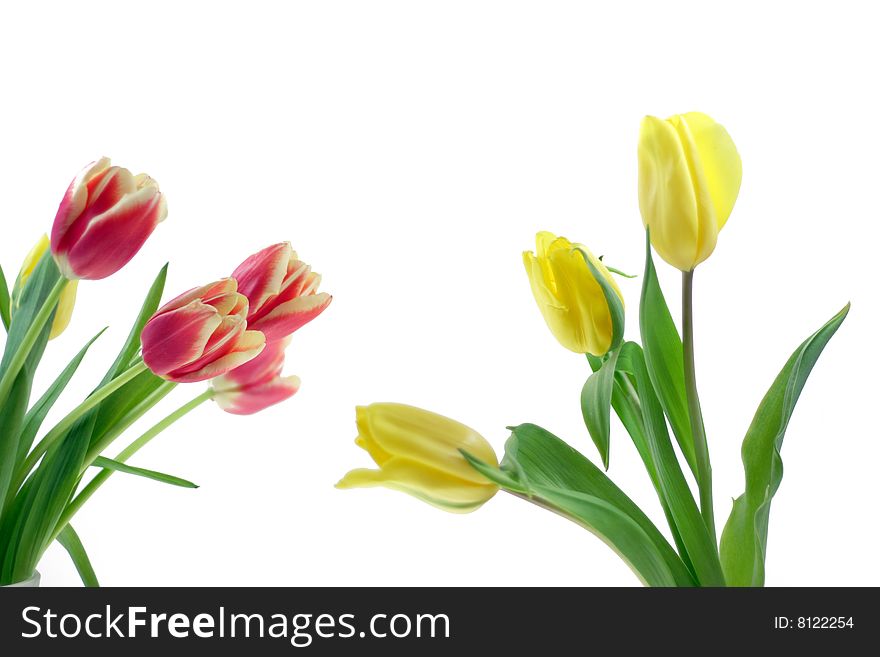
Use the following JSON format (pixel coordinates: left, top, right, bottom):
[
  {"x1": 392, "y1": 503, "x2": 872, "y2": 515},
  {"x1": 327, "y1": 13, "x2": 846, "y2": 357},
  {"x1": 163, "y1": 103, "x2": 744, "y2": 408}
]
[
  {"x1": 638, "y1": 116, "x2": 704, "y2": 271},
  {"x1": 680, "y1": 112, "x2": 742, "y2": 230},
  {"x1": 336, "y1": 457, "x2": 498, "y2": 513},
  {"x1": 49, "y1": 280, "x2": 78, "y2": 340},
  {"x1": 357, "y1": 403, "x2": 498, "y2": 485},
  {"x1": 17, "y1": 234, "x2": 50, "y2": 284}
]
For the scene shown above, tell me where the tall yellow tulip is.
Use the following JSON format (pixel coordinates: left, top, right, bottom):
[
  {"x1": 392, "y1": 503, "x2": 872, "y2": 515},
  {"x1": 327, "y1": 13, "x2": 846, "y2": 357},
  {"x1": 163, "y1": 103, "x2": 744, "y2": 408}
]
[
  {"x1": 17, "y1": 235, "x2": 78, "y2": 339},
  {"x1": 336, "y1": 403, "x2": 499, "y2": 513},
  {"x1": 638, "y1": 112, "x2": 742, "y2": 271},
  {"x1": 523, "y1": 232, "x2": 623, "y2": 356}
]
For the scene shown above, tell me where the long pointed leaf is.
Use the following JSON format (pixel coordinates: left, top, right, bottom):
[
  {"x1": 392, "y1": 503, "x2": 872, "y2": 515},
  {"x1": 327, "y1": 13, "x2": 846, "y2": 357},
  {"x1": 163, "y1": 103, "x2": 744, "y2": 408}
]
[
  {"x1": 619, "y1": 342, "x2": 725, "y2": 586},
  {"x1": 16, "y1": 328, "x2": 106, "y2": 464},
  {"x1": 639, "y1": 232, "x2": 698, "y2": 478},
  {"x1": 581, "y1": 348, "x2": 620, "y2": 469},
  {"x1": 92, "y1": 456, "x2": 198, "y2": 489},
  {"x1": 56, "y1": 524, "x2": 99, "y2": 587},
  {"x1": 469, "y1": 423, "x2": 694, "y2": 586},
  {"x1": 720, "y1": 303, "x2": 849, "y2": 587},
  {"x1": 0, "y1": 262, "x2": 10, "y2": 330}
]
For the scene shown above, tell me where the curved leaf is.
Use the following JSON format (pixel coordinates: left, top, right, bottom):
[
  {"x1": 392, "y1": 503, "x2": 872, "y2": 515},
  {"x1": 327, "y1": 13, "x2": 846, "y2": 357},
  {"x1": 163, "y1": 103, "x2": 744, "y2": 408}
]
[
  {"x1": 720, "y1": 303, "x2": 849, "y2": 587},
  {"x1": 56, "y1": 524, "x2": 99, "y2": 587},
  {"x1": 581, "y1": 347, "x2": 620, "y2": 469},
  {"x1": 639, "y1": 232, "x2": 698, "y2": 478}
]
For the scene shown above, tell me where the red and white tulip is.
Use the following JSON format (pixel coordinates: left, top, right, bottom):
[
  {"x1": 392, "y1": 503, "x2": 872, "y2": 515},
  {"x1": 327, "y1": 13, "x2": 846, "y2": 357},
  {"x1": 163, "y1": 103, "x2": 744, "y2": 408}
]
[
  {"x1": 232, "y1": 242, "x2": 331, "y2": 342},
  {"x1": 212, "y1": 337, "x2": 301, "y2": 415},
  {"x1": 141, "y1": 278, "x2": 265, "y2": 383},
  {"x1": 51, "y1": 157, "x2": 167, "y2": 280}
]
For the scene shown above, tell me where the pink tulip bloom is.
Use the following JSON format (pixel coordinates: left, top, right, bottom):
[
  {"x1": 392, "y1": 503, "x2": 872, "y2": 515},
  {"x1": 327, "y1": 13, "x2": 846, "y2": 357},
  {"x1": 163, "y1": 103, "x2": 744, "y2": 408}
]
[
  {"x1": 51, "y1": 157, "x2": 167, "y2": 280},
  {"x1": 141, "y1": 278, "x2": 266, "y2": 383},
  {"x1": 212, "y1": 337, "x2": 301, "y2": 415},
  {"x1": 232, "y1": 242, "x2": 331, "y2": 341}
]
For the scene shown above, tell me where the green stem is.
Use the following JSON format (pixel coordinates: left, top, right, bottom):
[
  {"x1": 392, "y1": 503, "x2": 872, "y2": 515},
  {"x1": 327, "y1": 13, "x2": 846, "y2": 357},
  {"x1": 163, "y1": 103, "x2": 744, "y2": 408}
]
[
  {"x1": 681, "y1": 270, "x2": 715, "y2": 543},
  {"x1": 81, "y1": 381, "x2": 177, "y2": 470},
  {"x1": 52, "y1": 389, "x2": 213, "y2": 543},
  {"x1": 0, "y1": 278, "x2": 66, "y2": 404},
  {"x1": 15, "y1": 360, "x2": 149, "y2": 485}
]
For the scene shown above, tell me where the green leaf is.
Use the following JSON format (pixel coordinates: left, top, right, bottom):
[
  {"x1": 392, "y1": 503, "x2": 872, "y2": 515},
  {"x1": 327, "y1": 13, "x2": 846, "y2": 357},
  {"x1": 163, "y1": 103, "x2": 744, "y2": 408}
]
[
  {"x1": 599, "y1": 364, "x2": 698, "y2": 580},
  {"x1": 0, "y1": 254, "x2": 61, "y2": 523},
  {"x1": 56, "y1": 524, "x2": 99, "y2": 587},
  {"x1": 92, "y1": 456, "x2": 198, "y2": 489},
  {"x1": 720, "y1": 303, "x2": 849, "y2": 587},
  {"x1": 0, "y1": 263, "x2": 10, "y2": 331},
  {"x1": 578, "y1": 248, "x2": 625, "y2": 352},
  {"x1": 531, "y1": 485, "x2": 681, "y2": 587},
  {"x1": 495, "y1": 423, "x2": 694, "y2": 586},
  {"x1": 104, "y1": 263, "x2": 168, "y2": 384},
  {"x1": 639, "y1": 231, "x2": 698, "y2": 478},
  {"x1": 619, "y1": 342, "x2": 725, "y2": 586},
  {"x1": 581, "y1": 348, "x2": 620, "y2": 469},
  {"x1": 16, "y1": 328, "x2": 106, "y2": 464}
]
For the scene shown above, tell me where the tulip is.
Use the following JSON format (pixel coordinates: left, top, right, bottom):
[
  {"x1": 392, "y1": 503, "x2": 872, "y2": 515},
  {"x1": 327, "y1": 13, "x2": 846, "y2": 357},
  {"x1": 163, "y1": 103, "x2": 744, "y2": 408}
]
[
  {"x1": 522, "y1": 231, "x2": 623, "y2": 356},
  {"x1": 232, "y1": 242, "x2": 331, "y2": 342},
  {"x1": 212, "y1": 337, "x2": 301, "y2": 415},
  {"x1": 336, "y1": 403, "x2": 499, "y2": 513},
  {"x1": 638, "y1": 112, "x2": 742, "y2": 271},
  {"x1": 141, "y1": 278, "x2": 265, "y2": 383},
  {"x1": 16, "y1": 235, "x2": 78, "y2": 339},
  {"x1": 51, "y1": 157, "x2": 167, "y2": 280}
]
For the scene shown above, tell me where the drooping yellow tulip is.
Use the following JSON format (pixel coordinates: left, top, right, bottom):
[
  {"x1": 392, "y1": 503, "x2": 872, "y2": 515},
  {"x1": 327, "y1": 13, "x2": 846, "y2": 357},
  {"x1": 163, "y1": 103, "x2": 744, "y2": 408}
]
[
  {"x1": 523, "y1": 232, "x2": 623, "y2": 356},
  {"x1": 17, "y1": 235, "x2": 78, "y2": 339},
  {"x1": 336, "y1": 403, "x2": 499, "y2": 513},
  {"x1": 638, "y1": 112, "x2": 742, "y2": 271}
]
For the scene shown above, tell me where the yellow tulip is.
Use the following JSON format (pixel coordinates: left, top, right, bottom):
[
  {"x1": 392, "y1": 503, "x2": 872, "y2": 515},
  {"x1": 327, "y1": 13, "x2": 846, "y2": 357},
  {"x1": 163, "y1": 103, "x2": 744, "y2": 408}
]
[
  {"x1": 638, "y1": 112, "x2": 742, "y2": 271},
  {"x1": 336, "y1": 403, "x2": 499, "y2": 513},
  {"x1": 17, "y1": 235, "x2": 78, "y2": 339},
  {"x1": 522, "y1": 231, "x2": 623, "y2": 356}
]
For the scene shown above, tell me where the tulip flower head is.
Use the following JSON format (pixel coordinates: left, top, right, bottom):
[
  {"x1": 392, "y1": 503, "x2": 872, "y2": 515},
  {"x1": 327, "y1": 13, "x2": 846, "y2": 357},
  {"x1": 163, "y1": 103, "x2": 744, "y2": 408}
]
[
  {"x1": 212, "y1": 337, "x2": 301, "y2": 415},
  {"x1": 141, "y1": 278, "x2": 265, "y2": 383},
  {"x1": 232, "y1": 242, "x2": 331, "y2": 342},
  {"x1": 16, "y1": 235, "x2": 78, "y2": 339},
  {"x1": 523, "y1": 232, "x2": 623, "y2": 356},
  {"x1": 337, "y1": 403, "x2": 499, "y2": 513},
  {"x1": 638, "y1": 112, "x2": 742, "y2": 271},
  {"x1": 51, "y1": 157, "x2": 167, "y2": 280}
]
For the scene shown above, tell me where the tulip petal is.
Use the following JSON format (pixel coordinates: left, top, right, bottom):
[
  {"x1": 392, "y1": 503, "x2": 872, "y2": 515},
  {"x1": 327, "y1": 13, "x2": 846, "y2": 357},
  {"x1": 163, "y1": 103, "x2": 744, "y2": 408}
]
[
  {"x1": 638, "y1": 116, "x2": 707, "y2": 271},
  {"x1": 51, "y1": 158, "x2": 111, "y2": 255},
  {"x1": 335, "y1": 458, "x2": 497, "y2": 513},
  {"x1": 358, "y1": 403, "x2": 497, "y2": 485},
  {"x1": 49, "y1": 280, "x2": 78, "y2": 340},
  {"x1": 64, "y1": 185, "x2": 166, "y2": 280},
  {"x1": 141, "y1": 302, "x2": 221, "y2": 376},
  {"x1": 215, "y1": 374, "x2": 301, "y2": 415},
  {"x1": 158, "y1": 278, "x2": 238, "y2": 314},
  {"x1": 681, "y1": 112, "x2": 742, "y2": 230},
  {"x1": 216, "y1": 336, "x2": 290, "y2": 388},
  {"x1": 168, "y1": 329, "x2": 266, "y2": 383},
  {"x1": 248, "y1": 292, "x2": 332, "y2": 341},
  {"x1": 232, "y1": 242, "x2": 294, "y2": 314}
]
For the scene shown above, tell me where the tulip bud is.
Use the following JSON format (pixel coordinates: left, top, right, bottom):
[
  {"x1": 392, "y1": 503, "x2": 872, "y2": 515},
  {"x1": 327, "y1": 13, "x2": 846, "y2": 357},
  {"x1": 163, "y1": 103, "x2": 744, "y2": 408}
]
[
  {"x1": 232, "y1": 242, "x2": 331, "y2": 342},
  {"x1": 51, "y1": 157, "x2": 167, "y2": 280},
  {"x1": 16, "y1": 235, "x2": 78, "y2": 340},
  {"x1": 638, "y1": 112, "x2": 742, "y2": 271},
  {"x1": 337, "y1": 403, "x2": 499, "y2": 513},
  {"x1": 141, "y1": 278, "x2": 266, "y2": 383},
  {"x1": 212, "y1": 337, "x2": 301, "y2": 415},
  {"x1": 522, "y1": 232, "x2": 623, "y2": 356}
]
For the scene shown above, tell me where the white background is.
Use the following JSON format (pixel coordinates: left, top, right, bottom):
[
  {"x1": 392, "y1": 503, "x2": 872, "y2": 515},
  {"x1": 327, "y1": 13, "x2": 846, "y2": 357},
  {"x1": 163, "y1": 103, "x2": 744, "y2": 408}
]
[{"x1": 1, "y1": 1, "x2": 877, "y2": 587}]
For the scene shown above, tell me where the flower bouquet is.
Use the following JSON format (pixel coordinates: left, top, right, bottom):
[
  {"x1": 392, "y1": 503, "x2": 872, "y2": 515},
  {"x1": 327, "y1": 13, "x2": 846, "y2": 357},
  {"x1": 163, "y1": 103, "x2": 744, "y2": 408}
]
[
  {"x1": 0, "y1": 158, "x2": 330, "y2": 586},
  {"x1": 339, "y1": 112, "x2": 848, "y2": 586}
]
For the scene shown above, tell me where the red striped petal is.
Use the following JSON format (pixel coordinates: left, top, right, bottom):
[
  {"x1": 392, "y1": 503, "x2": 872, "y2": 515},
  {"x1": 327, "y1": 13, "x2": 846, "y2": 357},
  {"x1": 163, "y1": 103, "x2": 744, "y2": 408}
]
[
  {"x1": 215, "y1": 375, "x2": 301, "y2": 415},
  {"x1": 248, "y1": 292, "x2": 332, "y2": 341},
  {"x1": 232, "y1": 242, "x2": 293, "y2": 315},
  {"x1": 141, "y1": 302, "x2": 221, "y2": 376}
]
